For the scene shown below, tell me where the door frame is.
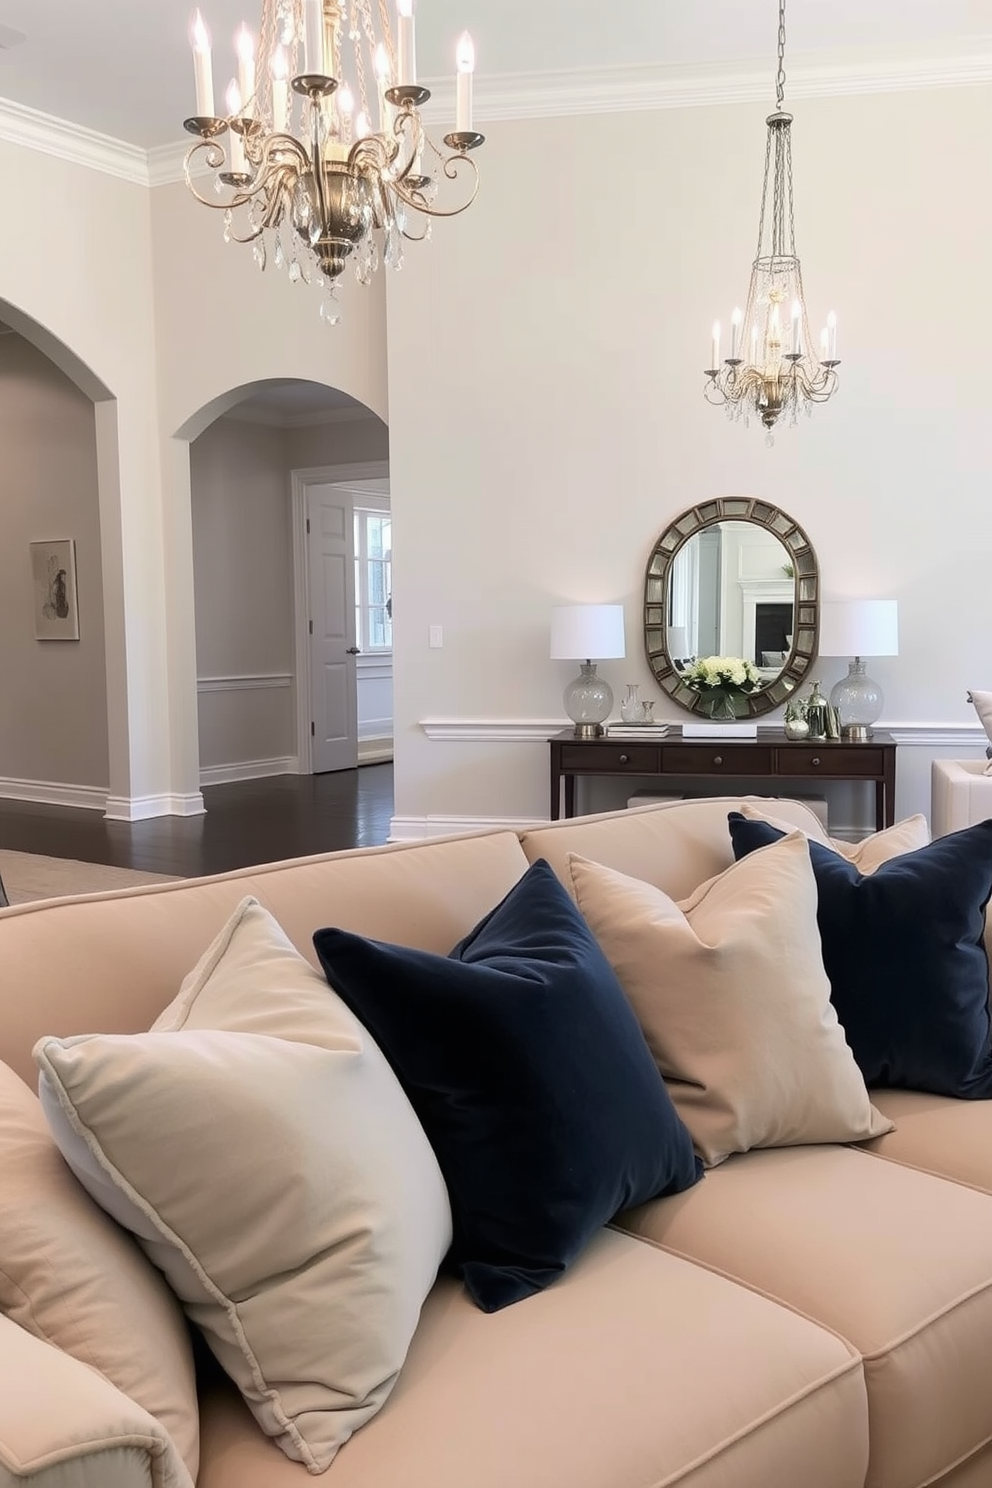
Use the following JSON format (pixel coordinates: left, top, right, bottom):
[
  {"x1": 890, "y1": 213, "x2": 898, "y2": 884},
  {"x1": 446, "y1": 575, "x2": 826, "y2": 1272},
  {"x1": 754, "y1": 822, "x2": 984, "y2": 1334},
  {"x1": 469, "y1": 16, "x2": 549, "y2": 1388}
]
[{"x1": 291, "y1": 461, "x2": 390, "y2": 774}]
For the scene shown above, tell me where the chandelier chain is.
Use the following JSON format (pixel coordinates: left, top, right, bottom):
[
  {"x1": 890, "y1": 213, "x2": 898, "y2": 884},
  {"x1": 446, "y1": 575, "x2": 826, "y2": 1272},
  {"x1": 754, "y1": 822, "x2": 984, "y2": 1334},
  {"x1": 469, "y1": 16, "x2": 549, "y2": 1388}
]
[{"x1": 776, "y1": 0, "x2": 787, "y2": 109}]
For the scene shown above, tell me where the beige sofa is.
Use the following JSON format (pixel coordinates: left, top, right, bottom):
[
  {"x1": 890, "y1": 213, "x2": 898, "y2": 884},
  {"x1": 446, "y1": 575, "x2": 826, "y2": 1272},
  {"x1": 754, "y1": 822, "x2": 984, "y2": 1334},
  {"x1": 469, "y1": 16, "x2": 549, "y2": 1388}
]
[{"x1": 4, "y1": 795, "x2": 992, "y2": 1488}]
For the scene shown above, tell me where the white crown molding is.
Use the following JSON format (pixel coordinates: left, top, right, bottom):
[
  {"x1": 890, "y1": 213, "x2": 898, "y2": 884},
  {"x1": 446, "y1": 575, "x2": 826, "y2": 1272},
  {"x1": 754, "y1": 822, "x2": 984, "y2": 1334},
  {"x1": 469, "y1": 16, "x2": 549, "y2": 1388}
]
[
  {"x1": 0, "y1": 96, "x2": 149, "y2": 184},
  {"x1": 9, "y1": 43, "x2": 990, "y2": 188}
]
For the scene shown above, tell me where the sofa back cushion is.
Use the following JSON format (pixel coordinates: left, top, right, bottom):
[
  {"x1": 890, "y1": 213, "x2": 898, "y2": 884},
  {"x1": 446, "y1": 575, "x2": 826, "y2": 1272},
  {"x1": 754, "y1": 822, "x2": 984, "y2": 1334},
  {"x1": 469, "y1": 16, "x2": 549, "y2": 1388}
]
[
  {"x1": 0, "y1": 830, "x2": 529, "y2": 1085},
  {"x1": 521, "y1": 797, "x2": 828, "y2": 901}
]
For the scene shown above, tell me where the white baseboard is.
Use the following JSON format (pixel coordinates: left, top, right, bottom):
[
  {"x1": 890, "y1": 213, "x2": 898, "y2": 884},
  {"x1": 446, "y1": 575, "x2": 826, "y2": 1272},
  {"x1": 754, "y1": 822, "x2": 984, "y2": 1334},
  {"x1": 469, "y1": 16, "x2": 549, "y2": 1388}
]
[
  {"x1": 389, "y1": 813, "x2": 548, "y2": 842},
  {"x1": 105, "y1": 792, "x2": 206, "y2": 821},
  {"x1": 199, "y1": 756, "x2": 298, "y2": 787},
  {"x1": 0, "y1": 776, "x2": 108, "y2": 811},
  {"x1": 359, "y1": 736, "x2": 393, "y2": 765}
]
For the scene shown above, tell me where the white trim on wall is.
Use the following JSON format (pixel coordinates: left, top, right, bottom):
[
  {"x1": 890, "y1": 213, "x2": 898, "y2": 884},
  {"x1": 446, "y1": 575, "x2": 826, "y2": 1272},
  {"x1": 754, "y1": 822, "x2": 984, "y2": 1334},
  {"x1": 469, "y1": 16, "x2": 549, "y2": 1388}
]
[
  {"x1": 389, "y1": 814, "x2": 548, "y2": 842},
  {"x1": 419, "y1": 718, "x2": 989, "y2": 747},
  {"x1": 106, "y1": 792, "x2": 206, "y2": 821},
  {"x1": 199, "y1": 756, "x2": 298, "y2": 786},
  {"x1": 5, "y1": 48, "x2": 989, "y2": 190},
  {"x1": 0, "y1": 776, "x2": 108, "y2": 812},
  {"x1": 197, "y1": 673, "x2": 293, "y2": 693}
]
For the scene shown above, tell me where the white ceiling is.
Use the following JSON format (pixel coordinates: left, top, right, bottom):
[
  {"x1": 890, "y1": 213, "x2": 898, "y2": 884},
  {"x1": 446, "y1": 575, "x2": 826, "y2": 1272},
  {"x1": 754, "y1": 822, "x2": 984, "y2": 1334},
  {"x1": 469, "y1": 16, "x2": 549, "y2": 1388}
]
[{"x1": 0, "y1": 0, "x2": 989, "y2": 151}]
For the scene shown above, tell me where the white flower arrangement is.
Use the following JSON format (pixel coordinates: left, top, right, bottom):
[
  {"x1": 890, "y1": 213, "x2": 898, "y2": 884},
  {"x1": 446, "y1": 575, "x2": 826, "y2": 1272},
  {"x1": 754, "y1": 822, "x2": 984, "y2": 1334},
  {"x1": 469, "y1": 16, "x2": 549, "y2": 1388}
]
[{"x1": 681, "y1": 655, "x2": 761, "y2": 694}]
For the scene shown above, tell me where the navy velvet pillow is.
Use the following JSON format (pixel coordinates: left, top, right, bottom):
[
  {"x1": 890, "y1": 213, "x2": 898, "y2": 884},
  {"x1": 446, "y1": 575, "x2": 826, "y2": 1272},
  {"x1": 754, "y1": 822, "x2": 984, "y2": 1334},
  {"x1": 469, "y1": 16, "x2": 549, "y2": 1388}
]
[
  {"x1": 312, "y1": 858, "x2": 701, "y2": 1312},
  {"x1": 727, "y1": 812, "x2": 992, "y2": 1097}
]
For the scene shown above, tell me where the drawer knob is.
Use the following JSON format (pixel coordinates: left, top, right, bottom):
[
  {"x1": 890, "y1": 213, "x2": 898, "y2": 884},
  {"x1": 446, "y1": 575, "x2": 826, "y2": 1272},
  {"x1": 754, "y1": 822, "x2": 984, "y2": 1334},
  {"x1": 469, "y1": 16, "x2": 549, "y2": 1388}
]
[
  {"x1": 811, "y1": 756, "x2": 821, "y2": 767},
  {"x1": 713, "y1": 755, "x2": 723, "y2": 766},
  {"x1": 619, "y1": 753, "x2": 629, "y2": 764}
]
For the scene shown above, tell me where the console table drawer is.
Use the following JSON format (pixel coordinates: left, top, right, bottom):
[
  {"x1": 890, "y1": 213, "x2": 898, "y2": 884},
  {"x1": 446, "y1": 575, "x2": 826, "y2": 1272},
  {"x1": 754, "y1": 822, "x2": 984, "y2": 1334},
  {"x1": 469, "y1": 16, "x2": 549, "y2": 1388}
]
[
  {"x1": 779, "y1": 747, "x2": 885, "y2": 778},
  {"x1": 662, "y1": 745, "x2": 774, "y2": 774},
  {"x1": 558, "y1": 744, "x2": 660, "y2": 773}
]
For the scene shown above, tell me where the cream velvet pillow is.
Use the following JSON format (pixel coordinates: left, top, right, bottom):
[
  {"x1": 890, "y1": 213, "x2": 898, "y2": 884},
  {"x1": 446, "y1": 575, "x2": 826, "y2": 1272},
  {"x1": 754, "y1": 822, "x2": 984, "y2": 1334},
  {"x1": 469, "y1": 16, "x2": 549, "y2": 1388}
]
[
  {"x1": 967, "y1": 690, "x2": 992, "y2": 774},
  {"x1": 567, "y1": 836, "x2": 893, "y2": 1167},
  {"x1": 35, "y1": 898, "x2": 453, "y2": 1473},
  {"x1": 0, "y1": 1061, "x2": 199, "y2": 1483},
  {"x1": 735, "y1": 801, "x2": 930, "y2": 873}
]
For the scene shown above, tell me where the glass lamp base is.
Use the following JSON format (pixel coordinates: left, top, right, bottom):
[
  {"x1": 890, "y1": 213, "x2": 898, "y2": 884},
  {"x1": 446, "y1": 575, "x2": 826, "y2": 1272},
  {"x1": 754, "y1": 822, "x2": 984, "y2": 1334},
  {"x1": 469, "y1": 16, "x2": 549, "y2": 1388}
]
[
  {"x1": 829, "y1": 659, "x2": 883, "y2": 741},
  {"x1": 564, "y1": 662, "x2": 614, "y2": 737}
]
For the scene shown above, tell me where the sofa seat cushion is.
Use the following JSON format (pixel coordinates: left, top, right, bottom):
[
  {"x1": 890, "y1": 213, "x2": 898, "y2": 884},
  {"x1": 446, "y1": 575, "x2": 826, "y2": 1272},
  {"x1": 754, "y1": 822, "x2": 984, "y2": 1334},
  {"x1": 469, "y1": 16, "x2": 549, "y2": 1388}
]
[
  {"x1": 195, "y1": 1228, "x2": 868, "y2": 1488},
  {"x1": 521, "y1": 796, "x2": 828, "y2": 903},
  {"x1": 618, "y1": 1144, "x2": 992, "y2": 1488},
  {"x1": 865, "y1": 1088, "x2": 992, "y2": 1194}
]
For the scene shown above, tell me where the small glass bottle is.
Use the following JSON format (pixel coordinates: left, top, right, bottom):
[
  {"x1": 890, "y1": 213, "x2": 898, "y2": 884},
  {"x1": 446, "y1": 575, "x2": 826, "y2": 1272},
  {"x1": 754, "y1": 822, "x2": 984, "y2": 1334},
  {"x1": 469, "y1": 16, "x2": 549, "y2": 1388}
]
[{"x1": 620, "y1": 683, "x2": 642, "y2": 724}]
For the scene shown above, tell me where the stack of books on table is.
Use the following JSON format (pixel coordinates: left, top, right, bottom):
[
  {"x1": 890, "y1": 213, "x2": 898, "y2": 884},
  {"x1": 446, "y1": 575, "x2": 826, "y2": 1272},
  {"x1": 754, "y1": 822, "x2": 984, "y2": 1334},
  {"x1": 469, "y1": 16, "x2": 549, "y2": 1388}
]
[{"x1": 607, "y1": 723, "x2": 670, "y2": 739}]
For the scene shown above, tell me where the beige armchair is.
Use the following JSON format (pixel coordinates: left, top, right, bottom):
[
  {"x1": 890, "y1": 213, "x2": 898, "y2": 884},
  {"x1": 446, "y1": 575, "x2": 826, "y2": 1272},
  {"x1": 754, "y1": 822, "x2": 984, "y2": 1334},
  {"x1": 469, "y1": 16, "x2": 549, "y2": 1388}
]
[{"x1": 931, "y1": 758, "x2": 992, "y2": 838}]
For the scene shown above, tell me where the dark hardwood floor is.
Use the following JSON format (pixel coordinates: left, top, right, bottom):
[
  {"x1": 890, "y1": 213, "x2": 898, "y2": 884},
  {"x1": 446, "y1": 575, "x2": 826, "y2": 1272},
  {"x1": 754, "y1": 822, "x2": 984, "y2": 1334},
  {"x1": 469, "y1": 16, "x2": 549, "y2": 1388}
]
[{"x1": 0, "y1": 766, "x2": 394, "y2": 878}]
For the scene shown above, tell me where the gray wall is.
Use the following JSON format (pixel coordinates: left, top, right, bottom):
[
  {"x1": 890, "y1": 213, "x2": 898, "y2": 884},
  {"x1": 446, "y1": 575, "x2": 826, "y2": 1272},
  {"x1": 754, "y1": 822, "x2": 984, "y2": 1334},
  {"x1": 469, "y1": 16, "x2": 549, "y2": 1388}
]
[{"x1": 0, "y1": 332, "x2": 109, "y2": 795}]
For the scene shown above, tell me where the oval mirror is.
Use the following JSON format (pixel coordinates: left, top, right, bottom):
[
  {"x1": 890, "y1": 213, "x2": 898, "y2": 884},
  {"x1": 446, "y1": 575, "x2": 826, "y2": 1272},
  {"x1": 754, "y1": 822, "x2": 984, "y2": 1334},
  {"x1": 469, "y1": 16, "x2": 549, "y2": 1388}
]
[{"x1": 644, "y1": 498, "x2": 819, "y2": 719}]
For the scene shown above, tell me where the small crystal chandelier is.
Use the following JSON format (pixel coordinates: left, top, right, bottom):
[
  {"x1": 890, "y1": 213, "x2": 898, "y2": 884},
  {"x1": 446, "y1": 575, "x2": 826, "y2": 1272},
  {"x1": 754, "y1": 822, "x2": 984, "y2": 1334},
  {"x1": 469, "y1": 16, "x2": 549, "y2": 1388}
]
[
  {"x1": 183, "y1": 0, "x2": 484, "y2": 322},
  {"x1": 704, "y1": 0, "x2": 839, "y2": 437}
]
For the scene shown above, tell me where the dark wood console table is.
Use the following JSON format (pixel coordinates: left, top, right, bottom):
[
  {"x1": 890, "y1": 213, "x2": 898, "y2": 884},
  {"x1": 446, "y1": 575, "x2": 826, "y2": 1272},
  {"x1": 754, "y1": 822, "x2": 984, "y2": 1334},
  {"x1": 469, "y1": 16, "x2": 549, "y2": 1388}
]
[{"x1": 549, "y1": 728, "x2": 897, "y2": 830}]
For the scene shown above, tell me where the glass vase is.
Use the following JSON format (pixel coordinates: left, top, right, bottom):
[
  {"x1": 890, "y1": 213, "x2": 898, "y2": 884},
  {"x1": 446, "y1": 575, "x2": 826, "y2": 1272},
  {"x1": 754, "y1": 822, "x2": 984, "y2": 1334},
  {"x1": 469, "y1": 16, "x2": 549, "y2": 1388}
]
[
  {"x1": 704, "y1": 689, "x2": 739, "y2": 723},
  {"x1": 620, "y1": 683, "x2": 642, "y2": 724}
]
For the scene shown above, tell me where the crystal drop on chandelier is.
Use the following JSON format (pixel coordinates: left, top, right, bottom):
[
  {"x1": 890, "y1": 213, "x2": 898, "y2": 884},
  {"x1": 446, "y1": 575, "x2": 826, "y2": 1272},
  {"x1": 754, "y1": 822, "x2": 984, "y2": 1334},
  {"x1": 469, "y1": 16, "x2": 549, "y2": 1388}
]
[
  {"x1": 703, "y1": 0, "x2": 840, "y2": 433},
  {"x1": 181, "y1": 0, "x2": 485, "y2": 322}
]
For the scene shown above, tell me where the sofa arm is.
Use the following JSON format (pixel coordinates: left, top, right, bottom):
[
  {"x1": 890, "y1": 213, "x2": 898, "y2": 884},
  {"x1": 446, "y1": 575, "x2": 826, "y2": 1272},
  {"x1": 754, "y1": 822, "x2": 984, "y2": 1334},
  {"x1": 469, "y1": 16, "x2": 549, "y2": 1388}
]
[
  {"x1": 0, "y1": 1316, "x2": 193, "y2": 1488},
  {"x1": 931, "y1": 758, "x2": 992, "y2": 838}
]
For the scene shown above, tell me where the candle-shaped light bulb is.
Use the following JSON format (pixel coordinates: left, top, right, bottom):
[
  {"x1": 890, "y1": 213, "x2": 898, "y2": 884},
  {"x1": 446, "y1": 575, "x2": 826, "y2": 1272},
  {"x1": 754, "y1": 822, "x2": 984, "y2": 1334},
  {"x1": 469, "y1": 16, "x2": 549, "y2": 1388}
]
[
  {"x1": 456, "y1": 31, "x2": 475, "y2": 132},
  {"x1": 711, "y1": 321, "x2": 721, "y2": 369},
  {"x1": 271, "y1": 44, "x2": 288, "y2": 132},
  {"x1": 397, "y1": 0, "x2": 417, "y2": 86},
  {"x1": 826, "y1": 310, "x2": 838, "y2": 360},
  {"x1": 751, "y1": 323, "x2": 760, "y2": 363},
  {"x1": 375, "y1": 42, "x2": 392, "y2": 129},
  {"x1": 190, "y1": 10, "x2": 215, "y2": 117},
  {"x1": 355, "y1": 108, "x2": 371, "y2": 139},
  {"x1": 819, "y1": 327, "x2": 829, "y2": 361},
  {"x1": 303, "y1": 0, "x2": 324, "y2": 74},
  {"x1": 769, "y1": 303, "x2": 781, "y2": 344},
  {"x1": 790, "y1": 299, "x2": 801, "y2": 356},
  {"x1": 730, "y1": 306, "x2": 742, "y2": 360},
  {"x1": 225, "y1": 78, "x2": 247, "y2": 171},
  {"x1": 236, "y1": 24, "x2": 255, "y2": 109}
]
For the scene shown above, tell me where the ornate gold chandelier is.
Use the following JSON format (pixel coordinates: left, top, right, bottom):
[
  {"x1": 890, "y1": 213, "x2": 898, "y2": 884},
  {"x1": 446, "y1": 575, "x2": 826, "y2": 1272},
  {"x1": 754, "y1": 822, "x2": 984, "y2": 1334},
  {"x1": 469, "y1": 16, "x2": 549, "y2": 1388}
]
[
  {"x1": 704, "y1": 0, "x2": 839, "y2": 438},
  {"x1": 184, "y1": 0, "x2": 483, "y2": 322}
]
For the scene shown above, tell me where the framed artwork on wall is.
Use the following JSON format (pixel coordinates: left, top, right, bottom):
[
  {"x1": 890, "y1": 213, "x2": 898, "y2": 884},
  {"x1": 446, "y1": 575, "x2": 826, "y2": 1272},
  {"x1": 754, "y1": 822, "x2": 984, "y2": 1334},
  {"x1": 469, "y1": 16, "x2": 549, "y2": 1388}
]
[{"x1": 30, "y1": 538, "x2": 79, "y2": 641}]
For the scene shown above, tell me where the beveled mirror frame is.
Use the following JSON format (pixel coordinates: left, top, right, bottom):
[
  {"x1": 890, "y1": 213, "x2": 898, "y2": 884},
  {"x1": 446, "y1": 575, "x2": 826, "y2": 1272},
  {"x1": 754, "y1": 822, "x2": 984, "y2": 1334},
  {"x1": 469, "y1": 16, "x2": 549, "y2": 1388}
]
[{"x1": 644, "y1": 497, "x2": 820, "y2": 719}]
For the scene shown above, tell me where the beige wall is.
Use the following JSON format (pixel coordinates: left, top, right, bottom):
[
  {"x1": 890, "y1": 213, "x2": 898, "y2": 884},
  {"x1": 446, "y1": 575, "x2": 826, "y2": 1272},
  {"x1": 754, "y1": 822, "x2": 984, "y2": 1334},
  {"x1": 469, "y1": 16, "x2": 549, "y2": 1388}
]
[
  {"x1": 385, "y1": 86, "x2": 992, "y2": 832},
  {"x1": 0, "y1": 333, "x2": 109, "y2": 791}
]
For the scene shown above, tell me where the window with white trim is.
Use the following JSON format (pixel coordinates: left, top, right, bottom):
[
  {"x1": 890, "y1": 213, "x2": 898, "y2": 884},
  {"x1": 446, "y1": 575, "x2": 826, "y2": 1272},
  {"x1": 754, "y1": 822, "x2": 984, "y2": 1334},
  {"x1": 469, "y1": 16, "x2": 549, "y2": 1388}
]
[{"x1": 354, "y1": 507, "x2": 392, "y2": 653}]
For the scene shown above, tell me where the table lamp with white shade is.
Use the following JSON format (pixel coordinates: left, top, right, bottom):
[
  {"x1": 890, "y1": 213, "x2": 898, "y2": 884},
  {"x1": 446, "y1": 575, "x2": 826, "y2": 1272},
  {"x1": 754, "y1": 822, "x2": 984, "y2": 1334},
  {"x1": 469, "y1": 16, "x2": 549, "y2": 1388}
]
[
  {"x1": 818, "y1": 599, "x2": 899, "y2": 742},
  {"x1": 550, "y1": 604, "x2": 626, "y2": 737},
  {"x1": 667, "y1": 625, "x2": 690, "y2": 668}
]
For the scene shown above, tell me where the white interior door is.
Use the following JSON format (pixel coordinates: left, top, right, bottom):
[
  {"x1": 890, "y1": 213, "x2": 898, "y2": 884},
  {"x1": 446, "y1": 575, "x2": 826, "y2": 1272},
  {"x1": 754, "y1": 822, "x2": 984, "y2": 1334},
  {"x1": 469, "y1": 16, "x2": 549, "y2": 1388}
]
[{"x1": 307, "y1": 486, "x2": 358, "y2": 773}]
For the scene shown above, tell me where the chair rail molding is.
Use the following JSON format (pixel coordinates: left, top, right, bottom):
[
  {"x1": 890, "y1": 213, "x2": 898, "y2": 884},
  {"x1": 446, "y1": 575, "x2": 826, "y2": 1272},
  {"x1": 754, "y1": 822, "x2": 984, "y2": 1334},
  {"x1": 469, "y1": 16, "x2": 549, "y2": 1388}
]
[{"x1": 420, "y1": 718, "x2": 988, "y2": 747}]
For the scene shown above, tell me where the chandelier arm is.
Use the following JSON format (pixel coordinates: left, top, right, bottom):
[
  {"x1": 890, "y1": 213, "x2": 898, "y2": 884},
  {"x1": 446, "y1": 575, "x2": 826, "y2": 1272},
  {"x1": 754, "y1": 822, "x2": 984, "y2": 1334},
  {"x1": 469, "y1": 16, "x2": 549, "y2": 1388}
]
[
  {"x1": 392, "y1": 152, "x2": 480, "y2": 218},
  {"x1": 183, "y1": 138, "x2": 232, "y2": 204}
]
